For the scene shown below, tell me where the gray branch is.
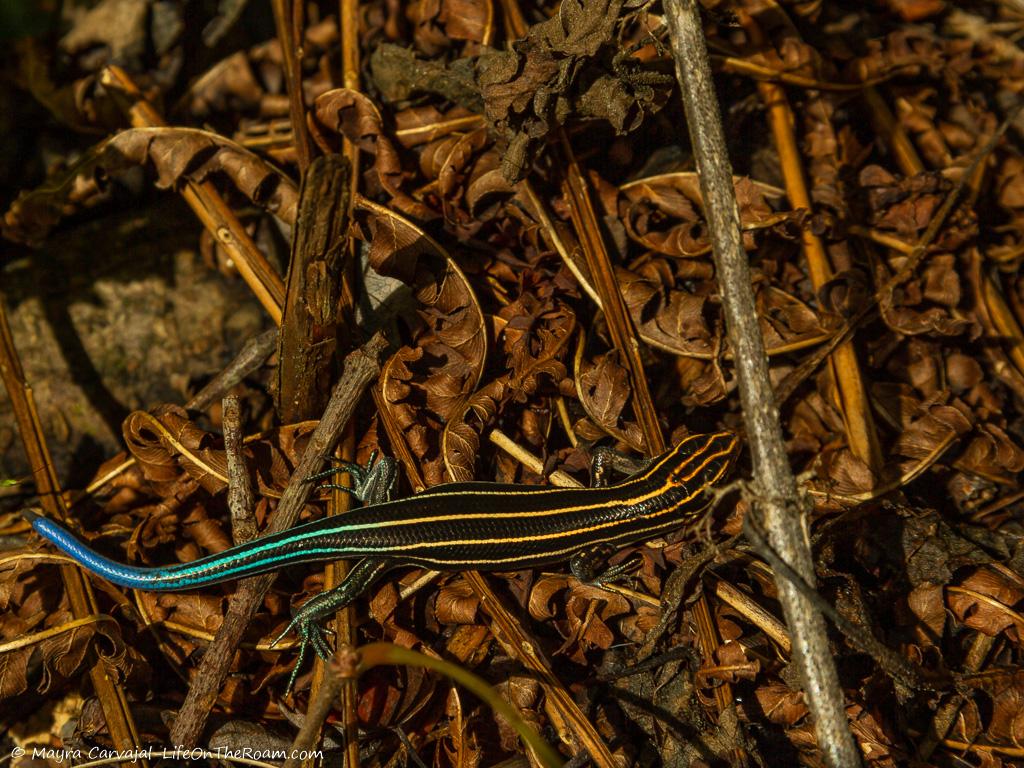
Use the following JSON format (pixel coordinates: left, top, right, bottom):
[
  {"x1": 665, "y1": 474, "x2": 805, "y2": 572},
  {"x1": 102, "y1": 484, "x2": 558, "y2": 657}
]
[{"x1": 661, "y1": 2, "x2": 861, "y2": 766}]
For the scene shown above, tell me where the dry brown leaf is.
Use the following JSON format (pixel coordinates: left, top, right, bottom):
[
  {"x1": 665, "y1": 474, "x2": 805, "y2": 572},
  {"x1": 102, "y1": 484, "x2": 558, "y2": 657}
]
[
  {"x1": 443, "y1": 296, "x2": 574, "y2": 479},
  {"x1": 618, "y1": 173, "x2": 787, "y2": 258},
  {"x1": 3, "y1": 127, "x2": 298, "y2": 245},
  {"x1": 751, "y1": 681, "x2": 809, "y2": 727},
  {"x1": 434, "y1": 580, "x2": 480, "y2": 625},
  {"x1": 574, "y1": 347, "x2": 643, "y2": 451},
  {"x1": 314, "y1": 88, "x2": 435, "y2": 220},
  {"x1": 475, "y1": 0, "x2": 670, "y2": 181},
  {"x1": 948, "y1": 567, "x2": 1024, "y2": 641},
  {"x1": 353, "y1": 199, "x2": 486, "y2": 483}
]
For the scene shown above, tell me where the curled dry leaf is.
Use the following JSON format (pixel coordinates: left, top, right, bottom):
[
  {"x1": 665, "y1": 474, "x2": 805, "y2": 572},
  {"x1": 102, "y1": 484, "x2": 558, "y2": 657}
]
[
  {"x1": 860, "y1": 165, "x2": 976, "y2": 251},
  {"x1": 994, "y1": 155, "x2": 1024, "y2": 245},
  {"x1": 958, "y1": 424, "x2": 1024, "y2": 480},
  {"x1": 122, "y1": 405, "x2": 300, "y2": 498},
  {"x1": 750, "y1": 681, "x2": 810, "y2": 727},
  {"x1": 427, "y1": 126, "x2": 491, "y2": 200},
  {"x1": 784, "y1": 702, "x2": 904, "y2": 764},
  {"x1": 411, "y1": 125, "x2": 512, "y2": 239},
  {"x1": 357, "y1": 663, "x2": 438, "y2": 730},
  {"x1": 494, "y1": 676, "x2": 544, "y2": 754},
  {"x1": 818, "y1": 446, "x2": 878, "y2": 496},
  {"x1": 676, "y1": 356, "x2": 728, "y2": 407},
  {"x1": 3, "y1": 127, "x2": 298, "y2": 245},
  {"x1": 879, "y1": 255, "x2": 976, "y2": 337},
  {"x1": 434, "y1": 579, "x2": 480, "y2": 625},
  {"x1": 745, "y1": 27, "x2": 823, "y2": 83},
  {"x1": 520, "y1": 174, "x2": 828, "y2": 364},
  {"x1": 617, "y1": 602, "x2": 662, "y2": 644},
  {"x1": 948, "y1": 567, "x2": 1024, "y2": 642},
  {"x1": 187, "y1": 17, "x2": 340, "y2": 123},
  {"x1": 527, "y1": 573, "x2": 632, "y2": 664},
  {"x1": 353, "y1": 198, "x2": 486, "y2": 485},
  {"x1": 904, "y1": 583, "x2": 946, "y2": 647},
  {"x1": 860, "y1": 167, "x2": 979, "y2": 337},
  {"x1": 849, "y1": 27, "x2": 955, "y2": 82},
  {"x1": 443, "y1": 295, "x2": 575, "y2": 480},
  {"x1": 699, "y1": 640, "x2": 760, "y2": 686},
  {"x1": 408, "y1": 0, "x2": 494, "y2": 52},
  {"x1": 40, "y1": 620, "x2": 130, "y2": 693},
  {"x1": 618, "y1": 173, "x2": 788, "y2": 258},
  {"x1": 0, "y1": 566, "x2": 131, "y2": 700},
  {"x1": 984, "y1": 677, "x2": 1024, "y2": 747},
  {"x1": 573, "y1": 343, "x2": 644, "y2": 451},
  {"x1": 475, "y1": 0, "x2": 671, "y2": 181},
  {"x1": 757, "y1": 286, "x2": 830, "y2": 351},
  {"x1": 617, "y1": 258, "x2": 715, "y2": 357},
  {"x1": 890, "y1": 403, "x2": 973, "y2": 461},
  {"x1": 0, "y1": 644, "x2": 31, "y2": 701},
  {"x1": 614, "y1": 256, "x2": 828, "y2": 361},
  {"x1": 440, "y1": 686, "x2": 483, "y2": 768},
  {"x1": 313, "y1": 88, "x2": 435, "y2": 220},
  {"x1": 152, "y1": 591, "x2": 230, "y2": 635},
  {"x1": 0, "y1": 559, "x2": 132, "y2": 700},
  {"x1": 15, "y1": 39, "x2": 125, "y2": 131},
  {"x1": 895, "y1": 89, "x2": 954, "y2": 168},
  {"x1": 124, "y1": 405, "x2": 229, "y2": 495},
  {"x1": 182, "y1": 52, "x2": 265, "y2": 119},
  {"x1": 802, "y1": 92, "x2": 865, "y2": 215},
  {"x1": 432, "y1": 131, "x2": 513, "y2": 235},
  {"x1": 848, "y1": 704, "x2": 905, "y2": 767},
  {"x1": 393, "y1": 104, "x2": 486, "y2": 148}
]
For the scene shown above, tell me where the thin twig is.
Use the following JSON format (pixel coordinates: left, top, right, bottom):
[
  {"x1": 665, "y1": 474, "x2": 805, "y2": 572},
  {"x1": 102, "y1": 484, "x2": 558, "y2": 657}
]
[
  {"x1": 489, "y1": 428, "x2": 581, "y2": 487},
  {"x1": 223, "y1": 395, "x2": 258, "y2": 545},
  {"x1": 186, "y1": 329, "x2": 279, "y2": 413},
  {"x1": 459, "y1": 431, "x2": 615, "y2": 765},
  {"x1": 742, "y1": 513, "x2": 937, "y2": 692},
  {"x1": 271, "y1": 0, "x2": 314, "y2": 172},
  {"x1": 168, "y1": 331, "x2": 389, "y2": 747},
  {"x1": 708, "y1": 575, "x2": 790, "y2": 653},
  {"x1": 756, "y1": 64, "x2": 881, "y2": 472},
  {"x1": 557, "y1": 132, "x2": 665, "y2": 455},
  {"x1": 465, "y1": 570, "x2": 616, "y2": 767},
  {"x1": 283, "y1": 646, "x2": 358, "y2": 768},
  {"x1": 303, "y1": 6, "x2": 365, "y2": 761},
  {"x1": 661, "y1": 2, "x2": 861, "y2": 766}
]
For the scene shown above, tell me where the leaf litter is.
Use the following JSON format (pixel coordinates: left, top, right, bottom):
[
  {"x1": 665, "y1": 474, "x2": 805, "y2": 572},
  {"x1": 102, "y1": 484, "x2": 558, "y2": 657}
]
[{"x1": 2, "y1": 0, "x2": 1024, "y2": 766}]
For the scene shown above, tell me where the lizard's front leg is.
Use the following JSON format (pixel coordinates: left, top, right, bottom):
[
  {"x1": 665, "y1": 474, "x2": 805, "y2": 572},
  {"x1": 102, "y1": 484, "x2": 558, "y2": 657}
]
[{"x1": 306, "y1": 451, "x2": 398, "y2": 504}]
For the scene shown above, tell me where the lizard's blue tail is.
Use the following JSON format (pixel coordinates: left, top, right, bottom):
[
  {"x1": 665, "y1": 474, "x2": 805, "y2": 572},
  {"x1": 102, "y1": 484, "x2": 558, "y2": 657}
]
[{"x1": 26, "y1": 510, "x2": 204, "y2": 591}]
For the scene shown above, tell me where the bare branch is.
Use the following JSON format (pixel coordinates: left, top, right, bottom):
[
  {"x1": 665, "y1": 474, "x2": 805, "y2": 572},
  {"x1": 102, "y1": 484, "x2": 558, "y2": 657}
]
[{"x1": 661, "y1": 2, "x2": 861, "y2": 766}]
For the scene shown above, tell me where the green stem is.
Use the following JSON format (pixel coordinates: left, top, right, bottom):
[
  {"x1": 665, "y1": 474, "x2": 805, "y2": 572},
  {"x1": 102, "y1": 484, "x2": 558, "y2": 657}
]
[{"x1": 357, "y1": 642, "x2": 564, "y2": 767}]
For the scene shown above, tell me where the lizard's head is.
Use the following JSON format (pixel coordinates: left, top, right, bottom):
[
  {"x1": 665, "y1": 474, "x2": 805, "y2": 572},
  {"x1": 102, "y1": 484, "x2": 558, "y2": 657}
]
[{"x1": 664, "y1": 431, "x2": 740, "y2": 490}]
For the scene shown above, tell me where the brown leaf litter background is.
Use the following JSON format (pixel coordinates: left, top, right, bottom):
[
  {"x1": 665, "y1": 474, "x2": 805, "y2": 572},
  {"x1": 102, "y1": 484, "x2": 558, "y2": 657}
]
[{"x1": 2, "y1": 0, "x2": 1024, "y2": 765}]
